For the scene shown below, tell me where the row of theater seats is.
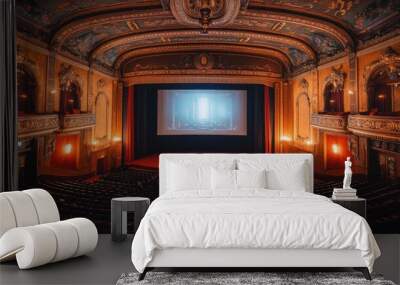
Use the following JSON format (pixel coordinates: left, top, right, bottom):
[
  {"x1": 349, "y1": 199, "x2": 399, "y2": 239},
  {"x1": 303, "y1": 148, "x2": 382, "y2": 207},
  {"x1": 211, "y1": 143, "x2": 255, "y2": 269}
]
[
  {"x1": 38, "y1": 168, "x2": 159, "y2": 233},
  {"x1": 37, "y1": 169, "x2": 399, "y2": 234}
]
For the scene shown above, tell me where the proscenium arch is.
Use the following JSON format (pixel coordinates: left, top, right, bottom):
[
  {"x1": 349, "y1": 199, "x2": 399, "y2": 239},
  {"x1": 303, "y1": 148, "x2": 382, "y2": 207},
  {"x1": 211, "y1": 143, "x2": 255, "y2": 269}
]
[
  {"x1": 89, "y1": 29, "x2": 317, "y2": 67},
  {"x1": 114, "y1": 44, "x2": 292, "y2": 72}
]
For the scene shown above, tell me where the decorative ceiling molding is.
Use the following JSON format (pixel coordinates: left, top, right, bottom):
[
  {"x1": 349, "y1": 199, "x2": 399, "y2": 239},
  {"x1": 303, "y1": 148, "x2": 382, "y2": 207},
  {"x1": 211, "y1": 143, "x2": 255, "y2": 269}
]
[
  {"x1": 50, "y1": 7, "x2": 350, "y2": 60},
  {"x1": 247, "y1": 0, "x2": 400, "y2": 35},
  {"x1": 90, "y1": 29, "x2": 316, "y2": 69},
  {"x1": 240, "y1": 10, "x2": 353, "y2": 49},
  {"x1": 16, "y1": 0, "x2": 399, "y2": 76},
  {"x1": 120, "y1": 51, "x2": 283, "y2": 78},
  {"x1": 114, "y1": 44, "x2": 291, "y2": 71},
  {"x1": 51, "y1": 10, "x2": 172, "y2": 49},
  {"x1": 168, "y1": 0, "x2": 243, "y2": 31}
]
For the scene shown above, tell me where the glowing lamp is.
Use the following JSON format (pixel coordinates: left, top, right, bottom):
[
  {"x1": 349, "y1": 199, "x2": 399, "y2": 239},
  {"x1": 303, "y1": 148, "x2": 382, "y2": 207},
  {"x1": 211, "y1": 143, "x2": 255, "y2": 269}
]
[
  {"x1": 112, "y1": 136, "x2": 121, "y2": 142},
  {"x1": 305, "y1": 139, "x2": 313, "y2": 145},
  {"x1": 332, "y1": 144, "x2": 340, "y2": 154},
  {"x1": 92, "y1": 140, "x2": 98, "y2": 145},
  {"x1": 329, "y1": 99, "x2": 336, "y2": 104},
  {"x1": 280, "y1": 136, "x2": 292, "y2": 142},
  {"x1": 377, "y1": 94, "x2": 385, "y2": 100},
  {"x1": 63, "y1": 144, "x2": 72, "y2": 154}
]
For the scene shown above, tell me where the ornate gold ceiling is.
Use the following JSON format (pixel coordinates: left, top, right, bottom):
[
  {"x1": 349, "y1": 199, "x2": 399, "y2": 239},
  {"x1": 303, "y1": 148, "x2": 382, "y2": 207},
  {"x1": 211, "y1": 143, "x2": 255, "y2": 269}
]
[{"x1": 16, "y1": 0, "x2": 400, "y2": 75}]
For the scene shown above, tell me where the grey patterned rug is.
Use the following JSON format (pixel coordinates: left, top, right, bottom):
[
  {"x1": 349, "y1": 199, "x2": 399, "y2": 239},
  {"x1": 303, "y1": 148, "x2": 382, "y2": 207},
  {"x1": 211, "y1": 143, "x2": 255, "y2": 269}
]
[{"x1": 116, "y1": 272, "x2": 396, "y2": 285}]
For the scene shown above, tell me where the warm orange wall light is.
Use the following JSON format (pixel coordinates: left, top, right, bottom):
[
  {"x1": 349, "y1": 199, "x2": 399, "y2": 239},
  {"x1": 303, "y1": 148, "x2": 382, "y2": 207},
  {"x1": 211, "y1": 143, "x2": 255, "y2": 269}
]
[
  {"x1": 63, "y1": 144, "x2": 73, "y2": 154},
  {"x1": 332, "y1": 144, "x2": 340, "y2": 154}
]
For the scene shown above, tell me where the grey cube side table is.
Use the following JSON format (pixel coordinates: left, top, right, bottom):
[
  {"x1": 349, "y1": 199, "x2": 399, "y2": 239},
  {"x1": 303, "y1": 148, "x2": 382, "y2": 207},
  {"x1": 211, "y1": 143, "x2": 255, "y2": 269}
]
[{"x1": 111, "y1": 197, "x2": 150, "y2": 242}]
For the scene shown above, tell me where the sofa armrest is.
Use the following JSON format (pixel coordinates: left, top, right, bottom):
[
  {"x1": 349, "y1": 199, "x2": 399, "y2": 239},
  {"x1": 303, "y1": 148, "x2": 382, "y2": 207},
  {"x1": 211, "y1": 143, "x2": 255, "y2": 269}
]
[{"x1": 0, "y1": 218, "x2": 98, "y2": 269}]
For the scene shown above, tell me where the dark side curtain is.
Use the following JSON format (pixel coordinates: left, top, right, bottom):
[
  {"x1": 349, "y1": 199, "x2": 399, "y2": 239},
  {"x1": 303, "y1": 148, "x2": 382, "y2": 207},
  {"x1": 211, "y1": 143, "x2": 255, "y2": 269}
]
[
  {"x1": 0, "y1": 0, "x2": 18, "y2": 192},
  {"x1": 133, "y1": 85, "x2": 158, "y2": 159}
]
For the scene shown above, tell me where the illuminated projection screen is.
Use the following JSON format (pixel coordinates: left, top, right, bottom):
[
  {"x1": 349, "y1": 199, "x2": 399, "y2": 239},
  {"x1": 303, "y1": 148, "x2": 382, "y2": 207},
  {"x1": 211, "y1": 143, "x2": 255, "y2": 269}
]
[{"x1": 157, "y1": 89, "x2": 247, "y2": 135}]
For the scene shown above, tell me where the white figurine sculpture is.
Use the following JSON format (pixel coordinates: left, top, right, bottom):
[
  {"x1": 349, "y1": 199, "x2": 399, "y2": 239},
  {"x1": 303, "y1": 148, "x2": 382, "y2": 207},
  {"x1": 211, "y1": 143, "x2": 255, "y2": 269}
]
[{"x1": 343, "y1": 156, "x2": 352, "y2": 189}]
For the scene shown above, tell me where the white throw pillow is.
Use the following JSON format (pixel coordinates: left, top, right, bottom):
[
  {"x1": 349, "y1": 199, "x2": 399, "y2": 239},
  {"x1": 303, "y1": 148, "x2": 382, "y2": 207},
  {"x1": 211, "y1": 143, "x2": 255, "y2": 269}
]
[
  {"x1": 211, "y1": 168, "x2": 236, "y2": 190},
  {"x1": 238, "y1": 159, "x2": 308, "y2": 191},
  {"x1": 167, "y1": 159, "x2": 236, "y2": 191},
  {"x1": 236, "y1": 169, "x2": 267, "y2": 188},
  {"x1": 265, "y1": 162, "x2": 307, "y2": 191},
  {"x1": 167, "y1": 162, "x2": 210, "y2": 191}
]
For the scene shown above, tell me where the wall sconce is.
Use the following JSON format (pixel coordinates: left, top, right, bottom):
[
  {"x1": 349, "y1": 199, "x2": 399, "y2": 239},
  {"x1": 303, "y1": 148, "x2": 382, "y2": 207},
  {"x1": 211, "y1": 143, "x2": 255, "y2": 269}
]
[
  {"x1": 280, "y1": 135, "x2": 292, "y2": 142},
  {"x1": 305, "y1": 139, "x2": 313, "y2": 145},
  {"x1": 348, "y1": 90, "x2": 354, "y2": 95},
  {"x1": 332, "y1": 144, "x2": 340, "y2": 154},
  {"x1": 63, "y1": 144, "x2": 72, "y2": 154},
  {"x1": 377, "y1": 94, "x2": 385, "y2": 100},
  {"x1": 112, "y1": 136, "x2": 122, "y2": 143}
]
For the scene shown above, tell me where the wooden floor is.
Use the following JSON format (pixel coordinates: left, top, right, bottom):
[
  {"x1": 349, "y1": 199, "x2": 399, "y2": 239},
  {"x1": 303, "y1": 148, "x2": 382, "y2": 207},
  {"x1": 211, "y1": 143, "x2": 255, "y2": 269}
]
[{"x1": 0, "y1": 235, "x2": 399, "y2": 285}]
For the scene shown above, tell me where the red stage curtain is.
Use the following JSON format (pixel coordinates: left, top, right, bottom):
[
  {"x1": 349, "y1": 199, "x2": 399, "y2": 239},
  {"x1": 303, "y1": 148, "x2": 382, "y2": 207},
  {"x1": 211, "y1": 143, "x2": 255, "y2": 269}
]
[
  {"x1": 124, "y1": 86, "x2": 134, "y2": 162},
  {"x1": 264, "y1": 86, "x2": 271, "y2": 153}
]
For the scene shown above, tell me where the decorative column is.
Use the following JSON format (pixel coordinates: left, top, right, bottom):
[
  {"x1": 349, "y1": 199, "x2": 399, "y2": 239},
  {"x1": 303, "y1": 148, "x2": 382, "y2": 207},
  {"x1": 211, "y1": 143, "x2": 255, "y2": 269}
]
[
  {"x1": 274, "y1": 81, "x2": 283, "y2": 153},
  {"x1": 46, "y1": 49, "x2": 56, "y2": 113},
  {"x1": 0, "y1": 0, "x2": 18, "y2": 191},
  {"x1": 111, "y1": 80, "x2": 123, "y2": 168},
  {"x1": 87, "y1": 65, "x2": 94, "y2": 113},
  {"x1": 348, "y1": 51, "x2": 358, "y2": 113},
  {"x1": 311, "y1": 68, "x2": 319, "y2": 113}
]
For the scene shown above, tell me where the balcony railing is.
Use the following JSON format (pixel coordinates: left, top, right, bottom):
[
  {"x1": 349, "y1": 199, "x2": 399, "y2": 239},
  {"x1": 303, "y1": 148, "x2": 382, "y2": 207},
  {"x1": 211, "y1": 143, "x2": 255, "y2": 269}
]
[
  {"x1": 60, "y1": 113, "x2": 96, "y2": 132},
  {"x1": 311, "y1": 113, "x2": 348, "y2": 133},
  {"x1": 348, "y1": 114, "x2": 400, "y2": 141},
  {"x1": 18, "y1": 114, "x2": 59, "y2": 138}
]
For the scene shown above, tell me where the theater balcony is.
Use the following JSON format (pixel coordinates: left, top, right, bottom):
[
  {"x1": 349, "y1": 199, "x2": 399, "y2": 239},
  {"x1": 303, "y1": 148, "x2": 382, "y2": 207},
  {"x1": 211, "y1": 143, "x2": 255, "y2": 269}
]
[
  {"x1": 311, "y1": 113, "x2": 349, "y2": 133},
  {"x1": 348, "y1": 114, "x2": 400, "y2": 141},
  {"x1": 59, "y1": 113, "x2": 96, "y2": 132},
  {"x1": 18, "y1": 114, "x2": 59, "y2": 138}
]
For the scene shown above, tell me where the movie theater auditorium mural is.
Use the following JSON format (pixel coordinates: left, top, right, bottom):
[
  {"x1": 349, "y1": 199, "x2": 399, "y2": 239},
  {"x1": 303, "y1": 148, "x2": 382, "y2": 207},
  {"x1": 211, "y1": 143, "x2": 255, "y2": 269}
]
[{"x1": 15, "y1": 0, "x2": 399, "y2": 233}]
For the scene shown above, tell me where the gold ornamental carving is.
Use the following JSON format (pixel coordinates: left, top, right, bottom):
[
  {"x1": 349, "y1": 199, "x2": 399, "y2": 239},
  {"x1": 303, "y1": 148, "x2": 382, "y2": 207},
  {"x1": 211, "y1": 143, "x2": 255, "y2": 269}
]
[
  {"x1": 60, "y1": 113, "x2": 96, "y2": 132},
  {"x1": 311, "y1": 113, "x2": 348, "y2": 132},
  {"x1": 18, "y1": 114, "x2": 60, "y2": 138},
  {"x1": 348, "y1": 114, "x2": 400, "y2": 141}
]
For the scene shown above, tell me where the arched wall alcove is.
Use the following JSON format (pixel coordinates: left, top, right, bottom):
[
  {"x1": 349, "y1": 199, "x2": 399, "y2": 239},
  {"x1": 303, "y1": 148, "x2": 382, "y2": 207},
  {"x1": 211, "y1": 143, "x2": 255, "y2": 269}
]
[
  {"x1": 17, "y1": 63, "x2": 37, "y2": 114},
  {"x1": 60, "y1": 80, "x2": 81, "y2": 114},
  {"x1": 366, "y1": 65, "x2": 400, "y2": 115},
  {"x1": 296, "y1": 92, "x2": 311, "y2": 142},
  {"x1": 95, "y1": 92, "x2": 109, "y2": 140},
  {"x1": 323, "y1": 82, "x2": 344, "y2": 113}
]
